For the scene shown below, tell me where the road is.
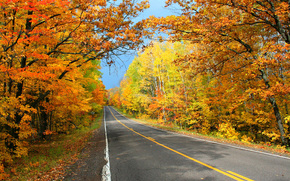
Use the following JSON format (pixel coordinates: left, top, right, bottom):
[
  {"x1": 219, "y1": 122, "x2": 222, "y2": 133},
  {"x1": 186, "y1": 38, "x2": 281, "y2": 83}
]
[{"x1": 104, "y1": 106, "x2": 290, "y2": 181}]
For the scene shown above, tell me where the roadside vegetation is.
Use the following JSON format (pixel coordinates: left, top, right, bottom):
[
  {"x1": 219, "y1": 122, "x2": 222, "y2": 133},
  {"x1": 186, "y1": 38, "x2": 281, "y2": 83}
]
[
  {"x1": 113, "y1": 107, "x2": 290, "y2": 156},
  {"x1": 109, "y1": 0, "x2": 290, "y2": 149},
  {"x1": 108, "y1": 41, "x2": 290, "y2": 151},
  {"x1": 0, "y1": 0, "x2": 149, "y2": 179},
  {"x1": 1, "y1": 112, "x2": 103, "y2": 181}
]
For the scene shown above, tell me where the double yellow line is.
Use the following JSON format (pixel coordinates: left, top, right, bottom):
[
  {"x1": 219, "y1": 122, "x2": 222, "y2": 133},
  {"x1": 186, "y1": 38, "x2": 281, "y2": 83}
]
[{"x1": 107, "y1": 107, "x2": 254, "y2": 181}]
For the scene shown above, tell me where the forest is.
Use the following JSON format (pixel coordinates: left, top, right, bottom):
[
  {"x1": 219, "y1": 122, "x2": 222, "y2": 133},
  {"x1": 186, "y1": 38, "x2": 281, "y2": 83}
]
[
  {"x1": 1, "y1": 0, "x2": 290, "y2": 179},
  {"x1": 0, "y1": 0, "x2": 150, "y2": 178},
  {"x1": 109, "y1": 0, "x2": 290, "y2": 148}
]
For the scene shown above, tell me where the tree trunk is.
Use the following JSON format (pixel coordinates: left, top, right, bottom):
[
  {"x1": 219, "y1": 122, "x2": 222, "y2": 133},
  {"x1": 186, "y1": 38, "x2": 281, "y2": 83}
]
[
  {"x1": 39, "y1": 106, "x2": 48, "y2": 139},
  {"x1": 260, "y1": 69, "x2": 289, "y2": 146},
  {"x1": 268, "y1": 97, "x2": 289, "y2": 146},
  {"x1": 5, "y1": 11, "x2": 32, "y2": 152}
]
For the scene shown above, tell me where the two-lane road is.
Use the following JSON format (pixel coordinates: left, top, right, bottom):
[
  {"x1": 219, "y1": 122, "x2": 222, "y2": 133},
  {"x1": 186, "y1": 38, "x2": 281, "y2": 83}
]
[{"x1": 104, "y1": 106, "x2": 290, "y2": 181}]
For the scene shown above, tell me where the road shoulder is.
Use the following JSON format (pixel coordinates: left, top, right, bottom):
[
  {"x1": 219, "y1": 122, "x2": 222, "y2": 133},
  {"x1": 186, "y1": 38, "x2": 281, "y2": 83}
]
[{"x1": 64, "y1": 120, "x2": 106, "y2": 181}]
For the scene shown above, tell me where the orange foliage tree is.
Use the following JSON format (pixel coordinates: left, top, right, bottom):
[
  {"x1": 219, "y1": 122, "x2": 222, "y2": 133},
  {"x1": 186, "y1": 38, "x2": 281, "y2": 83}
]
[
  {"x1": 0, "y1": 0, "x2": 150, "y2": 166},
  {"x1": 146, "y1": 0, "x2": 290, "y2": 146}
]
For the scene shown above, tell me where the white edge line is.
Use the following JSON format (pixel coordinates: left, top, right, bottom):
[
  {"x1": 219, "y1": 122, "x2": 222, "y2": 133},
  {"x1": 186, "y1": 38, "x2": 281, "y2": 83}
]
[
  {"x1": 102, "y1": 107, "x2": 111, "y2": 181},
  {"x1": 110, "y1": 107, "x2": 290, "y2": 161}
]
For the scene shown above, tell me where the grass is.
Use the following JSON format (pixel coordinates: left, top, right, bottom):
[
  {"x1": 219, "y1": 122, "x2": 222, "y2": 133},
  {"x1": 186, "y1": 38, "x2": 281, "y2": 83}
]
[
  {"x1": 113, "y1": 107, "x2": 290, "y2": 156},
  {"x1": 4, "y1": 111, "x2": 103, "y2": 181}
]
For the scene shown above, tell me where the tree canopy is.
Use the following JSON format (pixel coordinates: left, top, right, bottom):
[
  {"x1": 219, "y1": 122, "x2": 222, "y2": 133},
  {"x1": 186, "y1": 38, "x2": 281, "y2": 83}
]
[
  {"x1": 0, "y1": 0, "x2": 150, "y2": 168},
  {"x1": 109, "y1": 0, "x2": 290, "y2": 146}
]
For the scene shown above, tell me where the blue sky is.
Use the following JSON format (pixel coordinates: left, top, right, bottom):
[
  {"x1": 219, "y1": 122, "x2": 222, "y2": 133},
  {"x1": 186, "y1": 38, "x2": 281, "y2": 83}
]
[{"x1": 100, "y1": 0, "x2": 177, "y2": 90}]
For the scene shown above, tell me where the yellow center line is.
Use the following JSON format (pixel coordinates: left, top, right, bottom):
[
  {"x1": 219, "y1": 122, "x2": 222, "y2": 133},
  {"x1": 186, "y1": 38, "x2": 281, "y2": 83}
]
[
  {"x1": 107, "y1": 107, "x2": 254, "y2": 181},
  {"x1": 227, "y1": 171, "x2": 255, "y2": 181},
  {"x1": 146, "y1": 137, "x2": 155, "y2": 141}
]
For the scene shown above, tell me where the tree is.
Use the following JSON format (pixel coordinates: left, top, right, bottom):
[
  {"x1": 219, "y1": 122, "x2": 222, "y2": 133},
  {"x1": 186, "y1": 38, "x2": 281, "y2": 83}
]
[
  {"x1": 147, "y1": 0, "x2": 290, "y2": 145},
  {"x1": 0, "y1": 0, "x2": 150, "y2": 164}
]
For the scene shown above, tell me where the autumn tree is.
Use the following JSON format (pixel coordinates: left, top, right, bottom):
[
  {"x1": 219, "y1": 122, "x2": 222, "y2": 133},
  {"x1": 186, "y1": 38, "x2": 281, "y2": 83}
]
[
  {"x1": 0, "y1": 0, "x2": 150, "y2": 165},
  {"x1": 112, "y1": 42, "x2": 194, "y2": 122},
  {"x1": 147, "y1": 0, "x2": 290, "y2": 145}
]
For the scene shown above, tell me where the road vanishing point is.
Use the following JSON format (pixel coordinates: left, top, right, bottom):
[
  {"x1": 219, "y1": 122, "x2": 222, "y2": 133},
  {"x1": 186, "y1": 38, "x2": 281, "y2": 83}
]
[{"x1": 103, "y1": 106, "x2": 290, "y2": 181}]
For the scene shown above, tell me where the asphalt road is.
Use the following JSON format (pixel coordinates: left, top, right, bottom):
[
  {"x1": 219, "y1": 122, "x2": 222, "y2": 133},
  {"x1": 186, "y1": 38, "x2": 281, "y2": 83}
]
[{"x1": 104, "y1": 106, "x2": 290, "y2": 181}]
